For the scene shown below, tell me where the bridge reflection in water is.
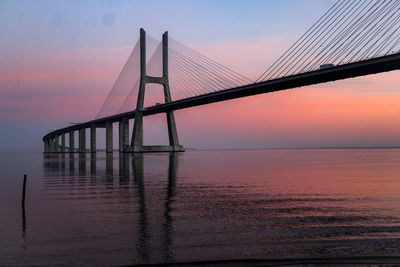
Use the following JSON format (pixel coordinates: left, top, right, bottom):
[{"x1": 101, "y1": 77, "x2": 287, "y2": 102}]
[
  {"x1": 43, "y1": 153, "x2": 179, "y2": 264},
  {"x1": 41, "y1": 150, "x2": 400, "y2": 266}
]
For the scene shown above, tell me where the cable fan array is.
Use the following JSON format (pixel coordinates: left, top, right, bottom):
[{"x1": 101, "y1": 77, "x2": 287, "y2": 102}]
[
  {"x1": 119, "y1": 36, "x2": 252, "y2": 111},
  {"x1": 256, "y1": 0, "x2": 400, "y2": 82},
  {"x1": 119, "y1": 35, "x2": 165, "y2": 110},
  {"x1": 168, "y1": 38, "x2": 251, "y2": 101},
  {"x1": 99, "y1": 34, "x2": 251, "y2": 117},
  {"x1": 97, "y1": 0, "x2": 400, "y2": 119},
  {"x1": 96, "y1": 34, "x2": 160, "y2": 118}
]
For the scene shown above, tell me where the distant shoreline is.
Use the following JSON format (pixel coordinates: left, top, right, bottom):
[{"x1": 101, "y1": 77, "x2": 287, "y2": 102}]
[
  {"x1": 3, "y1": 146, "x2": 400, "y2": 155},
  {"x1": 186, "y1": 146, "x2": 400, "y2": 151}
]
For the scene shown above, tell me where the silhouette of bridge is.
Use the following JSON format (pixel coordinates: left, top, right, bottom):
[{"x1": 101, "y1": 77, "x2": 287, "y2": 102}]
[{"x1": 43, "y1": 0, "x2": 400, "y2": 153}]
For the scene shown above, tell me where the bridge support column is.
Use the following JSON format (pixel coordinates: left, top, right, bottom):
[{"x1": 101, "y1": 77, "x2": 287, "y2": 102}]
[
  {"x1": 79, "y1": 128, "x2": 86, "y2": 153},
  {"x1": 131, "y1": 113, "x2": 143, "y2": 152},
  {"x1": 61, "y1": 133, "x2": 66, "y2": 153},
  {"x1": 45, "y1": 139, "x2": 51, "y2": 153},
  {"x1": 48, "y1": 137, "x2": 54, "y2": 153},
  {"x1": 119, "y1": 118, "x2": 129, "y2": 152},
  {"x1": 130, "y1": 28, "x2": 184, "y2": 153},
  {"x1": 106, "y1": 121, "x2": 113, "y2": 153},
  {"x1": 54, "y1": 135, "x2": 60, "y2": 153},
  {"x1": 48, "y1": 139, "x2": 52, "y2": 153},
  {"x1": 69, "y1": 129, "x2": 75, "y2": 153},
  {"x1": 44, "y1": 140, "x2": 48, "y2": 153},
  {"x1": 166, "y1": 111, "x2": 181, "y2": 151},
  {"x1": 90, "y1": 124, "x2": 96, "y2": 153}
]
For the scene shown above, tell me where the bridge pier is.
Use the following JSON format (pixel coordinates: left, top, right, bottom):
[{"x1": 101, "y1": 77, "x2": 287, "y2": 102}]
[
  {"x1": 61, "y1": 133, "x2": 66, "y2": 153},
  {"x1": 48, "y1": 137, "x2": 54, "y2": 153},
  {"x1": 79, "y1": 128, "x2": 86, "y2": 153},
  {"x1": 90, "y1": 124, "x2": 96, "y2": 153},
  {"x1": 69, "y1": 129, "x2": 75, "y2": 153},
  {"x1": 47, "y1": 139, "x2": 52, "y2": 153},
  {"x1": 106, "y1": 121, "x2": 113, "y2": 153},
  {"x1": 119, "y1": 118, "x2": 129, "y2": 152},
  {"x1": 54, "y1": 135, "x2": 60, "y2": 153},
  {"x1": 48, "y1": 139, "x2": 52, "y2": 153},
  {"x1": 48, "y1": 138, "x2": 52, "y2": 153},
  {"x1": 44, "y1": 140, "x2": 49, "y2": 153}
]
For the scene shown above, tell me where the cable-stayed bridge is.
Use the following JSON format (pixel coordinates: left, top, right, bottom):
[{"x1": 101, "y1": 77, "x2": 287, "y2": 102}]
[{"x1": 43, "y1": 0, "x2": 400, "y2": 153}]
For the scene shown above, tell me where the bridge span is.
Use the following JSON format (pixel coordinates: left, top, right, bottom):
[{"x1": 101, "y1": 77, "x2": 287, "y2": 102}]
[
  {"x1": 43, "y1": 0, "x2": 400, "y2": 153},
  {"x1": 43, "y1": 51, "x2": 400, "y2": 153}
]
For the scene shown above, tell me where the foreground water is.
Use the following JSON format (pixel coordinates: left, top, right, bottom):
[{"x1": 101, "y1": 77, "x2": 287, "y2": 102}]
[{"x1": 1, "y1": 149, "x2": 400, "y2": 266}]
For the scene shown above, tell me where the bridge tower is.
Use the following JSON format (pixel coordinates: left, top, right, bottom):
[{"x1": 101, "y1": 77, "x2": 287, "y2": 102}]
[{"x1": 129, "y1": 28, "x2": 184, "y2": 153}]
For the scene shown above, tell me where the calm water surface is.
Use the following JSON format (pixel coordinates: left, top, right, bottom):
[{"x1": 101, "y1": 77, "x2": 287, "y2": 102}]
[{"x1": 1, "y1": 149, "x2": 400, "y2": 266}]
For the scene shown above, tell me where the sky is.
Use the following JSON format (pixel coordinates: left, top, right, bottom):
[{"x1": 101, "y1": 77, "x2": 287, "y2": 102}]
[{"x1": 1, "y1": 0, "x2": 400, "y2": 152}]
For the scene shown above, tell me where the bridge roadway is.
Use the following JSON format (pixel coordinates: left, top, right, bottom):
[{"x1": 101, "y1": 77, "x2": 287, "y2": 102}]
[{"x1": 43, "y1": 52, "x2": 400, "y2": 141}]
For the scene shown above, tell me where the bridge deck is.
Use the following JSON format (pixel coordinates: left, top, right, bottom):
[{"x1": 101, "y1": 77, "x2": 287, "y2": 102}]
[{"x1": 43, "y1": 52, "x2": 400, "y2": 141}]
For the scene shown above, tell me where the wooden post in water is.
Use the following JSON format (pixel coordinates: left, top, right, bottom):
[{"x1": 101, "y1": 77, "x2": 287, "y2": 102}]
[
  {"x1": 21, "y1": 174, "x2": 27, "y2": 237},
  {"x1": 22, "y1": 174, "x2": 27, "y2": 208}
]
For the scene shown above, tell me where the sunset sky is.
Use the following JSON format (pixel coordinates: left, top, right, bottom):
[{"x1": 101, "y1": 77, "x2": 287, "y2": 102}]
[{"x1": 2, "y1": 0, "x2": 400, "y2": 152}]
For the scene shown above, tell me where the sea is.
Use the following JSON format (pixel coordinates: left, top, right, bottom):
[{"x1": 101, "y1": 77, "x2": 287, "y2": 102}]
[{"x1": 1, "y1": 149, "x2": 400, "y2": 266}]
